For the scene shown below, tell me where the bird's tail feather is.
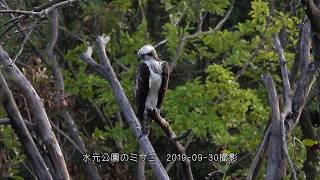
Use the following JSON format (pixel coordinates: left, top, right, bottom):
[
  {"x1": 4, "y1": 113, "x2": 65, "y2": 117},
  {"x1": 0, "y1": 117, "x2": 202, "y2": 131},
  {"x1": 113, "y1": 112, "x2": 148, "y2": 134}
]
[{"x1": 142, "y1": 114, "x2": 150, "y2": 135}]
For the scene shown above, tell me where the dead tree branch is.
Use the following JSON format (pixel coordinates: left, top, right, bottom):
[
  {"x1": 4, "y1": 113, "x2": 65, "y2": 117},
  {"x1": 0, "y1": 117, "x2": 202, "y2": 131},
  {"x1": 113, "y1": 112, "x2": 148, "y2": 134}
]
[
  {"x1": 0, "y1": 117, "x2": 33, "y2": 126},
  {"x1": 0, "y1": 46, "x2": 70, "y2": 180},
  {"x1": 0, "y1": 0, "x2": 78, "y2": 17},
  {"x1": 272, "y1": 34, "x2": 292, "y2": 111},
  {"x1": 261, "y1": 74, "x2": 284, "y2": 180},
  {"x1": 80, "y1": 35, "x2": 170, "y2": 180},
  {"x1": 0, "y1": 71, "x2": 52, "y2": 180},
  {"x1": 246, "y1": 126, "x2": 271, "y2": 180},
  {"x1": 290, "y1": 19, "x2": 311, "y2": 84},
  {"x1": 44, "y1": 7, "x2": 101, "y2": 180},
  {"x1": 148, "y1": 110, "x2": 194, "y2": 180},
  {"x1": 272, "y1": 34, "x2": 297, "y2": 180},
  {"x1": 11, "y1": 17, "x2": 40, "y2": 63},
  {"x1": 213, "y1": 0, "x2": 235, "y2": 31},
  {"x1": 247, "y1": 17, "x2": 317, "y2": 179}
]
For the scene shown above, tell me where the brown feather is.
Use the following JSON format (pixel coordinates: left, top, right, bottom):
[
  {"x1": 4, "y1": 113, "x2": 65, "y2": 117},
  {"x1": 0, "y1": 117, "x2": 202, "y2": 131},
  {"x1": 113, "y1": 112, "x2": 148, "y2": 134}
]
[
  {"x1": 135, "y1": 62, "x2": 150, "y2": 121},
  {"x1": 157, "y1": 61, "x2": 169, "y2": 109}
]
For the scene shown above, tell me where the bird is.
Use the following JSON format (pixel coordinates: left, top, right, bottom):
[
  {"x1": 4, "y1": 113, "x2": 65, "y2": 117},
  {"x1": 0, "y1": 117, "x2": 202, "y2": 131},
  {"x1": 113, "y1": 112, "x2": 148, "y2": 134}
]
[{"x1": 135, "y1": 44, "x2": 169, "y2": 135}]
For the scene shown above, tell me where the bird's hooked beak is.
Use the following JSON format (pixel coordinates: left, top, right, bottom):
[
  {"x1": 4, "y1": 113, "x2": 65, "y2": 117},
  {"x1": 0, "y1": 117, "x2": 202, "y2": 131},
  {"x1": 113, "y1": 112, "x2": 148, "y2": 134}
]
[{"x1": 137, "y1": 54, "x2": 145, "y2": 62}]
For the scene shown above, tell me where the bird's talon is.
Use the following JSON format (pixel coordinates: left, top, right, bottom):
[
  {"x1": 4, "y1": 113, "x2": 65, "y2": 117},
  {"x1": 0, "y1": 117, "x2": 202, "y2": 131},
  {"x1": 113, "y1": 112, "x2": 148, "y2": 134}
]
[{"x1": 153, "y1": 108, "x2": 161, "y2": 115}]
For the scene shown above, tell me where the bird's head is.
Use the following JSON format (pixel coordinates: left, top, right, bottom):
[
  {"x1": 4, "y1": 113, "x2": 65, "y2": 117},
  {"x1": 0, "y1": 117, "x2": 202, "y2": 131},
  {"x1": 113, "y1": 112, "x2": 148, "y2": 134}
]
[{"x1": 137, "y1": 44, "x2": 159, "y2": 61}]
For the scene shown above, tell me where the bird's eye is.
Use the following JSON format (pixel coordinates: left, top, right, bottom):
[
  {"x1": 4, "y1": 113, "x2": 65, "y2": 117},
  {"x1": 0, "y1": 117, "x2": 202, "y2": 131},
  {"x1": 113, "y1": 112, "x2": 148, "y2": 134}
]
[{"x1": 146, "y1": 52, "x2": 153, "y2": 57}]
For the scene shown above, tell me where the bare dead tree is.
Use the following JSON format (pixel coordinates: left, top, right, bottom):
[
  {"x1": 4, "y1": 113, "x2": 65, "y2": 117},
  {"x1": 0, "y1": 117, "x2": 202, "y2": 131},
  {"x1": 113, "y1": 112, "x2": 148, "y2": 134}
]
[
  {"x1": 0, "y1": 46, "x2": 70, "y2": 180},
  {"x1": 80, "y1": 35, "x2": 170, "y2": 180},
  {"x1": 247, "y1": 14, "x2": 320, "y2": 179},
  {"x1": 44, "y1": 6, "x2": 101, "y2": 180},
  {"x1": 0, "y1": 71, "x2": 52, "y2": 180}
]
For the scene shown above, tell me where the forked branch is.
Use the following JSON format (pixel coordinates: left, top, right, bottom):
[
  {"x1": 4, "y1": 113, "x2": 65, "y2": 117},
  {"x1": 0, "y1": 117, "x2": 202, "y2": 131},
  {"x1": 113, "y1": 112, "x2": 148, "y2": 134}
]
[
  {"x1": 148, "y1": 109, "x2": 194, "y2": 180},
  {"x1": 80, "y1": 35, "x2": 169, "y2": 180}
]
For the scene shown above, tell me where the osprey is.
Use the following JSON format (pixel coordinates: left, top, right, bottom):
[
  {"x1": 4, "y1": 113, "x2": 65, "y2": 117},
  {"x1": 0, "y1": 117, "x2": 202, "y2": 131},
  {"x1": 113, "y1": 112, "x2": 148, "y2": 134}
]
[{"x1": 135, "y1": 45, "x2": 169, "y2": 135}]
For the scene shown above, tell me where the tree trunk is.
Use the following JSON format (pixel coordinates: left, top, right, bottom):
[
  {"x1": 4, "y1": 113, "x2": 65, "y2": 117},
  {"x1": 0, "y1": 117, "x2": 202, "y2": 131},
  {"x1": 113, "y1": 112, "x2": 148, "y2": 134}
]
[
  {"x1": 0, "y1": 71, "x2": 52, "y2": 180},
  {"x1": 0, "y1": 46, "x2": 70, "y2": 180}
]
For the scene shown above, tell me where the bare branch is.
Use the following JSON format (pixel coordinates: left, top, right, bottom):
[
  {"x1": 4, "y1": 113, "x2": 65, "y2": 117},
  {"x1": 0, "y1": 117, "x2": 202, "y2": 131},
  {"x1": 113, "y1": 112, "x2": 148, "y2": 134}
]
[
  {"x1": 44, "y1": 7, "x2": 101, "y2": 180},
  {"x1": 169, "y1": 36, "x2": 186, "y2": 73},
  {"x1": 272, "y1": 33, "x2": 292, "y2": 112},
  {"x1": 0, "y1": 46, "x2": 70, "y2": 180},
  {"x1": 213, "y1": 0, "x2": 235, "y2": 31},
  {"x1": 280, "y1": 114, "x2": 297, "y2": 180},
  {"x1": 80, "y1": 36, "x2": 170, "y2": 180},
  {"x1": 171, "y1": 128, "x2": 192, "y2": 141},
  {"x1": 0, "y1": 72, "x2": 52, "y2": 180},
  {"x1": 80, "y1": 46, "x2": 100, "y2": 68},
  {"x1": 50, "y1": 121, "x2": 82, "y2": 154},
  {"x1": 33, "y1": 0, "x2": 65, "y2": 12},
  {"x1": 0, "y1": 15, "x2": 23, "y2": 30},
  {"x1": 299, "y1": 20, "x2": 311, "y2": 74},
  {"x1": 272, "y1": 34, "x2": 297, "y2": 180},
  {"x1": 289, "y1": 19, "x2": 311, "y2": 83},
  {"x1": 261, "y1": 74, "x2": 284, "y2": 180},
  {"x1": 0, "y1": 17, "x2": 20, "y2": 40},
  {"x1": 154, "y1": 39, "x2": 167, "y2": 48},
  {"x1": 165, "y1": 135, "x2": 193, "y2": 172},
  {"x1": 11, "y1": 17, "x2": 40, "y2": 63},
  {"x1": 246, "y1": 126, "x2": 271, "y2": 180},
  {"x1": 0, "y1": 117, "x2": 34, "y2": 127},
  {"x1": 148, "y1": 109, "x2": 194, "y2": 180},
  {"x1": 0, "y1": 0, "x2": 78, "y2": 17},
  {"x1": 96, "y1": 35, "x2": 111, "y2": 67},
  {"x1": 0, "y1": 9, "x2": 40, "y2": 16},
  {"x1": 235, "y1": 39, "x2": 264, "y2": 81}
]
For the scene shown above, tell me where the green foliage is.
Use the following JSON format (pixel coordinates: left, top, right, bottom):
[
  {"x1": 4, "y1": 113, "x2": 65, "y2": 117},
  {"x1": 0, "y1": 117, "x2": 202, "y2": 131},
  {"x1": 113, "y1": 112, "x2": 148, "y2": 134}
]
[
  {"x1": 162, "y1": 23, "x2": 180, "y2": 56},
  {"x1": 302, "y1": 139, "x2": 319, "y2": 147},
  {"x1": 202, "y1": 0, "x2": 230, "y2": 16},
  {"x1": 0, "y1": 126, "x2": 26, "y2": 178},
  {"x1": 92, "y1": 123, "x2": 137, "y2": 153},
  {"x1": 163, "y1": 64, "x2": 268, "y2": 152}
]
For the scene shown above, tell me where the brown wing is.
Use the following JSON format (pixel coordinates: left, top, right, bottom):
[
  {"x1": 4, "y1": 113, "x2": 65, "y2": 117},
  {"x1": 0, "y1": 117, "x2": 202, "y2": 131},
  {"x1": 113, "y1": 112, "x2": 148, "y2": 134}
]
[
  {"x1": 157, "y1": 61, "x2": 169, "y2": 109},
  {"x1": 135, "y1": 62, "x2": 150, "y2": 121}
]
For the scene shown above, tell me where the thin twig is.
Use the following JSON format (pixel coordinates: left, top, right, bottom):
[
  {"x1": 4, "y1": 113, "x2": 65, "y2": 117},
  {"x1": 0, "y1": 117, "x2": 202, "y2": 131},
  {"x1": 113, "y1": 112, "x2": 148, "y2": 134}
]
[
  {"x1": 280, "y1": 114, "x2": 297, "y2": 180},
  {"x1": 246, "y1": 126, "x2": 271, "y2": 180},
  {"x1": 0, "y1": 0, "x2": 78, "y2": 17},
  {"x1": 171, "y1": 128, "x2": 192, "y2": 141},
  {"x1": 10, "y1": 17, "x2": 40, "y2": 65},
  {"x1": 213, "y1": 0, "x2": 235, "y2": 31},
  {"x1": 0, "y1": 118, "x2": 34, "y2": 127},
  {"x1": 0, "y1": 15, "x2": 23, "y2": 29},
  {"x1": 0, "y1": 18, "x2": 20, "y2": 40},
  {"x1": 50, "y1": 121, "x2": 83, "y2": 154}
]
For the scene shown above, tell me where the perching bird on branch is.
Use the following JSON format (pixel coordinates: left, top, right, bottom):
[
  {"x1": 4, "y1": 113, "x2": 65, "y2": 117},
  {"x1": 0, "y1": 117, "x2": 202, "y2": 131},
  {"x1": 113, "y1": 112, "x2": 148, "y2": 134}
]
[{"x1": 135, "y1": 45, "x2": 169, "y2": 135}]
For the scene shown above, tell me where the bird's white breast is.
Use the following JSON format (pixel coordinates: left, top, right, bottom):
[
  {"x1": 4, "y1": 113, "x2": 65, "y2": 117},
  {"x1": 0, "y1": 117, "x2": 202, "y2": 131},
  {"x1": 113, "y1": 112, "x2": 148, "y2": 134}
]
[{"x1": 144, "y1": 59, "x2": 163, "y2": 110}]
